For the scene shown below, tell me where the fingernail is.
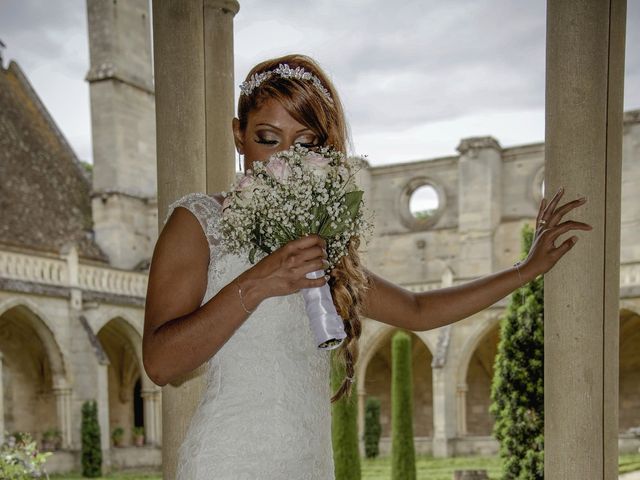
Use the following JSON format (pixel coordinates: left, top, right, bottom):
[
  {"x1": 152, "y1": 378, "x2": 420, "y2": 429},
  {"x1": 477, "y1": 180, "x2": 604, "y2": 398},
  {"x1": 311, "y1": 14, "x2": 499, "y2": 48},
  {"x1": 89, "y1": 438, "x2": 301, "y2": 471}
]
[
  {"x1": 558, "y1": 186, "x2": 564, "y2": 193},
  {"x1": 324, "y1": 275, "x2": 330, "y2": 281}
]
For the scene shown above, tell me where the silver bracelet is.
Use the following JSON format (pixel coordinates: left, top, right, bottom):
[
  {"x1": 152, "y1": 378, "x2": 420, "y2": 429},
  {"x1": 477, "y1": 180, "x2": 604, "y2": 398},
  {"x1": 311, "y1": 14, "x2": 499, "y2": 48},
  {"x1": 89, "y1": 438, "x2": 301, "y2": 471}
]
[{"x1": 234, "y1": 277, "x2": 254, "y2": 314}]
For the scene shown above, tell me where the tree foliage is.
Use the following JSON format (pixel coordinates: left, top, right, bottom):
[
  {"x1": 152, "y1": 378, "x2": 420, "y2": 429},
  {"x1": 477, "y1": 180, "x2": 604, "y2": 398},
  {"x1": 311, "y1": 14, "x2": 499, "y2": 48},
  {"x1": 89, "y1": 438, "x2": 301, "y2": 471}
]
[
  {"x1": 390, "y1": 330, "x2": 416, "y2": 480},
  {"x1": 331, "y1": 349, "x2": 361, "y2": 480},
  {"x1": 81, "y1": 400, "x2": 102, "y2": 478},
  {"x1": 490, "y1": 223, "x2": 544, "y2": 479}
]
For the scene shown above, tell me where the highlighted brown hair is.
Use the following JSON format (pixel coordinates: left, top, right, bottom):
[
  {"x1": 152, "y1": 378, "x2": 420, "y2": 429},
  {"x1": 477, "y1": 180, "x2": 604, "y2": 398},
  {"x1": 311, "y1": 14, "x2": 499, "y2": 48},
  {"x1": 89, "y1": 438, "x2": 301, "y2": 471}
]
[{"x1": 237, "y1": 53, "x2": 371, "y2": 403}]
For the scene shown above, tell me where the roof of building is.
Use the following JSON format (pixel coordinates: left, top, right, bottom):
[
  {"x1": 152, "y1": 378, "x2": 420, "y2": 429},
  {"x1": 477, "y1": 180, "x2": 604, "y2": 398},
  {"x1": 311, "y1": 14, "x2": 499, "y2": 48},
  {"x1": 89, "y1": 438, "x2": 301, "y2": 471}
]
[{"x1": 0, "y1": 60, "x2": 109, "y2": 263}]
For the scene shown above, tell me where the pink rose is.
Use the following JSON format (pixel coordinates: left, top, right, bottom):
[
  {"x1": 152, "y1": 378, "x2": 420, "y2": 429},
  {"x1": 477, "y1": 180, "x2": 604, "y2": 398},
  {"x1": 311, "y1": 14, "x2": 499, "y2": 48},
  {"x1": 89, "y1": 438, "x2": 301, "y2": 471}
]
[
  {"x1": 265, "y1": 156, "x2": 293, "y2": 182},
  {"x1": 235, "y1": 173, "x2": 256, "y2": 192},
  {"x1": 305, "y1": 152, "x2": 331, "y2": 168},
  {"x1": 304, "y1": 152, "x2": 332, "y2": 179}
]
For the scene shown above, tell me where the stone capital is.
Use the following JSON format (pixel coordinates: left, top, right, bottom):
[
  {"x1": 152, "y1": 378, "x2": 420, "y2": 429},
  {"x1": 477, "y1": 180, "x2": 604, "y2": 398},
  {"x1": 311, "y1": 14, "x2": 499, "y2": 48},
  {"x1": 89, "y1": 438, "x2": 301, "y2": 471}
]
[
  {"x1": 204, "y1": 0, "x2": 240, "y2": 15},
  {"x1": 456, "y1": 136, "x2": 502, "y2": 155}
]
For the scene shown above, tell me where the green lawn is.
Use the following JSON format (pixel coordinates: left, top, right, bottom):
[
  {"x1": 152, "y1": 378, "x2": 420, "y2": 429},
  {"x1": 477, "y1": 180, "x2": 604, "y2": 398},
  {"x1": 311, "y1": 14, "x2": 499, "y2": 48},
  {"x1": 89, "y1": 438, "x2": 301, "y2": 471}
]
[{"x1": 49, "y1": 452, "x2": 640, "y2": 480}]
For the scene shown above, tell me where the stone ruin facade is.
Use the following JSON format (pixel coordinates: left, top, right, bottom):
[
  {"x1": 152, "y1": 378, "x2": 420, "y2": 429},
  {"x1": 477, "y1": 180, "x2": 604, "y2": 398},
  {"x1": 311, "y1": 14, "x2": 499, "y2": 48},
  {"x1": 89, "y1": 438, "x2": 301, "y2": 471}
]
[{"x1": 1, "y1": 0, "x2": 639, "y2": 473}]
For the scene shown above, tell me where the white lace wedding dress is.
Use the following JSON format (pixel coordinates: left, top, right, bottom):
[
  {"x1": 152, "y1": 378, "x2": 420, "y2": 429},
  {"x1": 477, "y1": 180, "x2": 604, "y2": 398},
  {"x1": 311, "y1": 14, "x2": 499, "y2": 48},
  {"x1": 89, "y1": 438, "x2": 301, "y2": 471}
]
[{"x1": 162, "y1": 192, "x2": 336, "y2": 480}]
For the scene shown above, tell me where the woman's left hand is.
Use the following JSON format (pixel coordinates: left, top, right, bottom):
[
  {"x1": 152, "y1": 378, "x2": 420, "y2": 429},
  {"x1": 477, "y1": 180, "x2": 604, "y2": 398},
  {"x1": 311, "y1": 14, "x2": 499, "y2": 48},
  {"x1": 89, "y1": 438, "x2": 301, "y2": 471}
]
[{"x1": 520, "y1": 186, "x2": 593, "y2": 279}]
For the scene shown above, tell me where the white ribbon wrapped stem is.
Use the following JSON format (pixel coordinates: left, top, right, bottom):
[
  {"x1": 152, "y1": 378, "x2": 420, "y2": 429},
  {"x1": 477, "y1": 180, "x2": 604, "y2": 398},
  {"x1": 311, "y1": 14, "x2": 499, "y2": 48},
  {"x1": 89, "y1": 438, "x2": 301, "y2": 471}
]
[{"x1": 301, "y1": 269, "x2": 347, "y2": 350}]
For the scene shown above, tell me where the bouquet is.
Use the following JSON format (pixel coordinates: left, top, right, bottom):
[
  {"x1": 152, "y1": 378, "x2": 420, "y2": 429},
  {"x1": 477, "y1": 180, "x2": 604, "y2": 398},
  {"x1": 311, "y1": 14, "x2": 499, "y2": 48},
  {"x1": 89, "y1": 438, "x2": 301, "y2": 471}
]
[{"x1": 219, "y1": 144, "x2": 375, "y2": 350}]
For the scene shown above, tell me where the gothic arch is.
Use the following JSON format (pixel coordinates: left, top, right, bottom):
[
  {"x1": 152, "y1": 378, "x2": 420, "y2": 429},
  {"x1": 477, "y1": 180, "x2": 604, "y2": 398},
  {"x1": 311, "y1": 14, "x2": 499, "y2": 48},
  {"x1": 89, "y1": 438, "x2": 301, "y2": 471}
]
[
  {"x1": 357, "y1": 324, "x2": 436, "y2": 438},
  {"x1": 0, "y1": 298, "x2": 68, "y2": 387},
  {"x1": 456, "y1": 312, "x2": 502, "y2": 387},
  {"x1": 454, "y1": 311, "x2": 502, "y2": 437},
  {"x1": 94, "y1": 311, "x2": 152, "y2": 390},
  {"x1": 357, "y1": 324, "x2": 435, "y2": 383}
]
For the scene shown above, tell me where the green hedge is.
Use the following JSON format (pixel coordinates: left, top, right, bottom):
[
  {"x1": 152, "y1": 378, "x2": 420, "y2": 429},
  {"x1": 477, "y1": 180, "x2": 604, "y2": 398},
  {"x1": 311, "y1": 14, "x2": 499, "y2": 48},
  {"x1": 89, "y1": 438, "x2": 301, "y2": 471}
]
[
  {"x1": 81, "y1": 400, "x2": 102, "y2": 478},
  {"x1": 331, "y1": 349, "x2": 361, "y2": 480},
  {"x1": 490, "y1": 223, "x2": 544, "y2": 479},
  {"x1": 391, "y1": 330, "x2": 416, "y2": 480},
  {"x1": 364, "y1": 396, "x2": 382, "y2": 458}
]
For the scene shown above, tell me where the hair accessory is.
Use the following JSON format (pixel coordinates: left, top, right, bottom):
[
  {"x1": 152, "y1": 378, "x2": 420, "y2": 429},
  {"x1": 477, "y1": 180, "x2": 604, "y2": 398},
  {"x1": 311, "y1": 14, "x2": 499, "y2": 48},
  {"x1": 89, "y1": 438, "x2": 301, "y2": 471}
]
[
  {"x1": 345, "y1": 375, "x2": 354, "y2": 383},
  {"x1": 239, "y1": 63, "x2": 333, "y2": 103}
]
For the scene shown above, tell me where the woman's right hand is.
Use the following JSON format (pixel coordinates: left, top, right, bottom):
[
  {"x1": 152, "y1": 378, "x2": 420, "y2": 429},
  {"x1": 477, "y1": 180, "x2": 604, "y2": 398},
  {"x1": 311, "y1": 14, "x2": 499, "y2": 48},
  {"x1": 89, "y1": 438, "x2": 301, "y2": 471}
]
[{"x1": 248, "y1": 234, "x2": 330, "y2": 299}]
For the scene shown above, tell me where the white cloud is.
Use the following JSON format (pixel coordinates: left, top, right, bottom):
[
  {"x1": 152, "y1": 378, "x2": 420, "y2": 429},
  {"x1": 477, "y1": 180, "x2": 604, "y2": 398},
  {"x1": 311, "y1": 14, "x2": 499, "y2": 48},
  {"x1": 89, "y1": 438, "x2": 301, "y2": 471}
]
[{"x1": 1, "y1": 0, "x2": 638, "y2": 167}]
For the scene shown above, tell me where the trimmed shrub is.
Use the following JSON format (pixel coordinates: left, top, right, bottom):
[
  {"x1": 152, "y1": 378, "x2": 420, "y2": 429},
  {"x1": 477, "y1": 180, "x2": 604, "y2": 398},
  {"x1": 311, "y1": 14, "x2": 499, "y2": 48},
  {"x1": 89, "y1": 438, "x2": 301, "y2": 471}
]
[
  {"x1": 364, "y1": 396, "x2": 382, "y2": 458},
  {"x1": 330, "y1": 348, "x2": 361, "y2": 480},
  {"x1": 490, "y1": 223, "x2": 544, "y2": 479},
  {"x1": 81, "y1": 400, "x2": 102, "y2": 478},
  {"x1": 390, "y1": 330, "x2": 416, "y2": 480}
]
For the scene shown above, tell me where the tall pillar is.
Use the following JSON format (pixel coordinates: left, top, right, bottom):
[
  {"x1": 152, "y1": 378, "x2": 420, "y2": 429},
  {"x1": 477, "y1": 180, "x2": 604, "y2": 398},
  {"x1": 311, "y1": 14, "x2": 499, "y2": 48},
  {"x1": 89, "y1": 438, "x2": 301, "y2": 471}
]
[
  {"x1": 456, "y1": 137, "x2": 503, "y2": 277},
  {"x1": 357, "y1": 388, "x2": 366, "y2": 455},
  {"x1": 153, "y1": 1, "x2": 239, "y2": 478},
  {"x1": 455, "y1": 382, "x2": 468, "y2": 437},
  {"x1": 86, "y1": 0, "x2": 158, "y2": 270},
  {"x1": 545, "y1": 1, "x2": 625, "y2": 478},
  {"x1": 53, "y1": 387, "x2": 73, "y2": 449},
  {"x1": 0, "y1": 352, "x2": 4, "y2": 445},
  {"x1": 431, "y1": 365, "x2": 457, "y2": 456},
  {"x1": 96, "y1": 363, "x2": 111, "y2": 471},
  {"x1": 141, "y1": 388, "x2": 162, "y2": 446}
]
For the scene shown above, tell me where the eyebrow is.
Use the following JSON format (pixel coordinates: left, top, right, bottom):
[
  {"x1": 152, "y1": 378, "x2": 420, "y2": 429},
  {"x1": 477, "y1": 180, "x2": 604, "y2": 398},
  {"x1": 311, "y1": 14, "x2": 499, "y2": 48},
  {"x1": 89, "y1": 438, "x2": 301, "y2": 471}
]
[{"x1": 255, "y1": 123, "x2": 312, "y2": 133}]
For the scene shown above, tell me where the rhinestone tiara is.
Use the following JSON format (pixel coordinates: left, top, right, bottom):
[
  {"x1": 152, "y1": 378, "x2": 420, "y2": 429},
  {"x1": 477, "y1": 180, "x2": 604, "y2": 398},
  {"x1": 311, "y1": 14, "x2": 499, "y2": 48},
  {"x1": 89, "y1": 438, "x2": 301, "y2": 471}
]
[{"x1": 239, "y1": 63, "x2": 333, "y2": 103}]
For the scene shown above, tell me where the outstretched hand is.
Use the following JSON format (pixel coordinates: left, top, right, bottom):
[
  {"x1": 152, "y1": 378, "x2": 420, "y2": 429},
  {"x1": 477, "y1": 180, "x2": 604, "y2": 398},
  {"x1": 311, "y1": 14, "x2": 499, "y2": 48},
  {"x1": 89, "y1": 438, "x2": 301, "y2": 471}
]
[{"x1": 521, "y1": 186, "x2": 593, "y2": 278}]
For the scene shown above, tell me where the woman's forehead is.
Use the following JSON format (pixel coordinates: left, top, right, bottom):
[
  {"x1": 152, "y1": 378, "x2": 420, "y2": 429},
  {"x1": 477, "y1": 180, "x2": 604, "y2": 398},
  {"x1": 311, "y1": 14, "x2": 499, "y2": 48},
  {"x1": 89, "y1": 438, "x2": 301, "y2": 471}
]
[{"x1": 247, "y1": 98, "x2": 309, "y2": 131}]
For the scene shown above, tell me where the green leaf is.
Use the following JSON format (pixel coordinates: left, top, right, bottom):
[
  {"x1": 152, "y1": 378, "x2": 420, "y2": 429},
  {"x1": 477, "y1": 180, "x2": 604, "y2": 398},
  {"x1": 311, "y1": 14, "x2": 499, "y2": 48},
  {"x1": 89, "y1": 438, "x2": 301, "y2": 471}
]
[{"x1": 319, "y1": 190, "x2": 364, "y2": 237}]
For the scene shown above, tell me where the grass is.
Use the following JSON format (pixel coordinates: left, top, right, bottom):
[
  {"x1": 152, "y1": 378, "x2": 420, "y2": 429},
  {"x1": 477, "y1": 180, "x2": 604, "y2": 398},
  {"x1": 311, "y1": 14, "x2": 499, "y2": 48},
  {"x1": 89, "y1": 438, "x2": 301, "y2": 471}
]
[
  {"x1": 362, "y1": 453, "x2": 503, "y2": 480},
  {"x1": 620, "y1": 452, "x2": 640, "y2": 475},
  {"x1": 48, "y1": 452, "x2": 640, "y2": 479}
]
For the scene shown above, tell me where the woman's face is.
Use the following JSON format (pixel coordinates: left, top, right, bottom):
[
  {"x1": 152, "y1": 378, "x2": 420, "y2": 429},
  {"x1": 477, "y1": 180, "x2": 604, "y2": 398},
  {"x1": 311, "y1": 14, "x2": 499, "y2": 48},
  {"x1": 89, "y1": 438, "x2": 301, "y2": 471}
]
[{"x1": 232, "y1": 97, "x2": 320, "y2": 172}]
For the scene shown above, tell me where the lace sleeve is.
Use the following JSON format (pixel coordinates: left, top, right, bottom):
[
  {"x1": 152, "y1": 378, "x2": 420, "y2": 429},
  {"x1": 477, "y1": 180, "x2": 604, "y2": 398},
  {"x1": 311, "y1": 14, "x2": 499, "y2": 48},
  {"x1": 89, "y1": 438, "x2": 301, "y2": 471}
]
[{"x1": 162, "y1": 192, "x2": 222, "y2": 249}]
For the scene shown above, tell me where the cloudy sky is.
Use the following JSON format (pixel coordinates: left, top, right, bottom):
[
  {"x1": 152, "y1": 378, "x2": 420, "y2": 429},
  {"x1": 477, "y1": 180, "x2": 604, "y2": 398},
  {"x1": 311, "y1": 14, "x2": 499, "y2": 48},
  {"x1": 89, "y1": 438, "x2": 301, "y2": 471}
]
[{"x1": 1, "y1": 0, "x2": 638, "y2": 167}]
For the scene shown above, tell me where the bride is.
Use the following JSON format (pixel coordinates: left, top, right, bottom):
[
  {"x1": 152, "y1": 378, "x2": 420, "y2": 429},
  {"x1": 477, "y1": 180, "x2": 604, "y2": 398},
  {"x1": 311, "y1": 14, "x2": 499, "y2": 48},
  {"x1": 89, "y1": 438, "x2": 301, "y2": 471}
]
[{"x1": 142, "y1": 53, "x2": 592, "y2": 479}]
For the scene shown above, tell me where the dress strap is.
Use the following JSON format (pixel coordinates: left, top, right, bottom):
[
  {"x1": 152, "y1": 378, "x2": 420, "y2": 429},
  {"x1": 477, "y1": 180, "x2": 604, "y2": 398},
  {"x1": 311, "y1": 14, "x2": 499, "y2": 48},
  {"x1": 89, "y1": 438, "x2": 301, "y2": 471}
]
[{"x1": 163, "y1": 192, "x2": 222, "y2": 250}]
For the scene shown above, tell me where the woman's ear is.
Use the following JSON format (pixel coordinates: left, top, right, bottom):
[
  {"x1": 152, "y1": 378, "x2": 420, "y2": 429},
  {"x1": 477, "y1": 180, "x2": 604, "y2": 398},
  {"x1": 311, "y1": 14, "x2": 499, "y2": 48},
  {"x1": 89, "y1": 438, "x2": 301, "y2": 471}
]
[{"x1": 232, "y1": 117, "x2": 244, "y2": 154}]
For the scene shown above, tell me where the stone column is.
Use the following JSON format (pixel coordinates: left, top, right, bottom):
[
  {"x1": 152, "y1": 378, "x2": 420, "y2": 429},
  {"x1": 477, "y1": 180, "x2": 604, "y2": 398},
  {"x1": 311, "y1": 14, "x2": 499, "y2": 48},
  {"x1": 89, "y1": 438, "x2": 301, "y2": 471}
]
[
  {"x1": 53, "y1": 386, "x2": 73, "y2": 449},
  {"x1": 96, "y1": 363, "x2": 111, "y2": 469},
  {"x1": 545, "y1": 0, "x2": 626, "y2": 478},
  {"x1": 431, "y1": 364, "x2": 457, "y2": 457},
  {"x1": 0, "y1": 352, "x2": 4, "y2": 445},
  {"x1": 456, "y1": 137, "x2": 503, "y2": 278},
  {"x1": 153, "y1": 1, "x2": 239, "y2": 477},
  {"x1": 141, "y1": 388, "x2": 162, "y2": 446},
  {"x1": 357, "y1": 388, "x2": 366, "y2": 455},
  {"x1": 455, "y1": 382, "x2": 468, "y2": 437}
]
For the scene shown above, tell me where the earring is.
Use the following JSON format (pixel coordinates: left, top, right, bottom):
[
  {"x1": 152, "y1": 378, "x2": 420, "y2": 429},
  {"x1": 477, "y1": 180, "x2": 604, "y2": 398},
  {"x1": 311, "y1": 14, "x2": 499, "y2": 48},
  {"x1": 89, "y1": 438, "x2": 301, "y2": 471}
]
[{"x1": 237, "y1": 151, "x2": 243, "y2": 172}]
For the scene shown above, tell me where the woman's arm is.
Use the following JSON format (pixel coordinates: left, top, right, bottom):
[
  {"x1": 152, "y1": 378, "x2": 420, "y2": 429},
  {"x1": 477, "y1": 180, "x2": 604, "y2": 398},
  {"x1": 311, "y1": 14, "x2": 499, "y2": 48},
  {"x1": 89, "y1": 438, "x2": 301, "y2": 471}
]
[
  {"x1": 143, "y1": 208, "x2": 329, "y2": 387},
  {"x1": 360, "y1": 263, "x2": 537, "y2": 332},
  {"x1": 360, "y1": 188, "x2": 592, "y2": 332},
  {"x1": 143, "y1": 207, "x2": 265, "y2": 387}
]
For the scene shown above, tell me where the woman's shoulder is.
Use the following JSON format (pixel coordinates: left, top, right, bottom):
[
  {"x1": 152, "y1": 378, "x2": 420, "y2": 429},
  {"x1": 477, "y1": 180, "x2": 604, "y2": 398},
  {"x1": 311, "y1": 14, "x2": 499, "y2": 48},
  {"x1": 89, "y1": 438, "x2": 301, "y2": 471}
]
[{"x1": 163, "y1": 191, "x2": 223, "y2": 228}]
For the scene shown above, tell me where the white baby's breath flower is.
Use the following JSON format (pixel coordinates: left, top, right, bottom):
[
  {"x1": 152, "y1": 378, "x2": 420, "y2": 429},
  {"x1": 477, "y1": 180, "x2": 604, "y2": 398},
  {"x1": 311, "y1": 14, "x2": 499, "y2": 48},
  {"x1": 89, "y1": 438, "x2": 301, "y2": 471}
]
[{"x1": 219, "y1": 144, "x2": 376, "y2": 269}]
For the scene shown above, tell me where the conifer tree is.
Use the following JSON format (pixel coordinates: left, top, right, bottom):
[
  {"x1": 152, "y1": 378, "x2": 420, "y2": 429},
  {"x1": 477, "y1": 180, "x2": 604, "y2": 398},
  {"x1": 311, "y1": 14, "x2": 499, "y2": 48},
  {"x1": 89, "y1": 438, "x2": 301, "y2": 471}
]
[
  {"x1": 390, "y1": 330, "x2": 416, "y2": 480},
  {"x1": 364, "y1": 396, "x2": 382, "y2": 458},
  {"x1": 331, "y1": 349, "x2": 361, "y2": 480},
  {"x1": 490, "y1": 223, "x2": 544, "y2": 479},
  {"x1": 81, "y1": 399, "x2": 102, "y2": 478}
]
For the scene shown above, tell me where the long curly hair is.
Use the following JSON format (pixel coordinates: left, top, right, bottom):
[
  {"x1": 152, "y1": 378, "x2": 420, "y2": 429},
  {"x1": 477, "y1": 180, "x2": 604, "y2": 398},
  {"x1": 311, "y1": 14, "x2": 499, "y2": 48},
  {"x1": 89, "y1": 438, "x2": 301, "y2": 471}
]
[{"x1": 237, "y1": 53, "x2": 371, "y2": 403}]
